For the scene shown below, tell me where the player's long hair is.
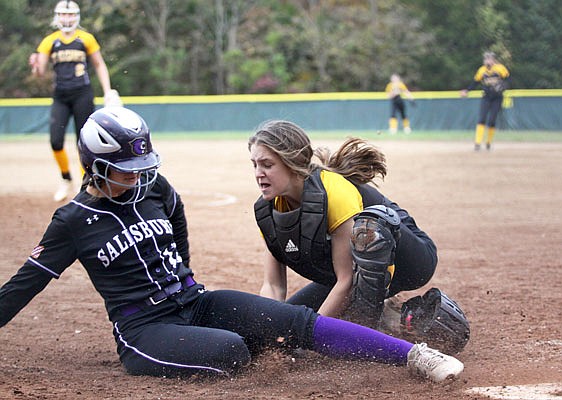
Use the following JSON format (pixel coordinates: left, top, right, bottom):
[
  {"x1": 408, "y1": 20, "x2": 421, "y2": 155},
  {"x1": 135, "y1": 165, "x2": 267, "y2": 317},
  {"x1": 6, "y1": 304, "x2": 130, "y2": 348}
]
[
  {"x1": 249, "y1": 120, "x2": 314, "y2": 178},
  {"x1": 248, "y1": 120, "x2": 386, "y2": 186},
  {"x1": 315, "y1": 137, "x2": 387, "y2": 186}
]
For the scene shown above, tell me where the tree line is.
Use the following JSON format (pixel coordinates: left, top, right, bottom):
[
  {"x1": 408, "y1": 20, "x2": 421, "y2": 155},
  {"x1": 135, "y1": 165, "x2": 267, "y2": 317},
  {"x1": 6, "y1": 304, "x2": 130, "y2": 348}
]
[{"x1": 1, "y1": 0, "x2": 560, "y2": 98}]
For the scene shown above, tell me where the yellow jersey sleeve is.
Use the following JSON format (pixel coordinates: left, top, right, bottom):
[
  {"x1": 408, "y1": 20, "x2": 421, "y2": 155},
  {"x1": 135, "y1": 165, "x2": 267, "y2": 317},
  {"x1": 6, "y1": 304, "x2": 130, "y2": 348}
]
[
  {"x1": 320, "y1": 170, "x2": 363, "y2": 233},
  {"x1": 386, "y1": 82, "x2": 408, "y2": 95},
  {"x1": 36, "y1": 32, "x2": 59, "y2": 54},
  {"x1": 76, "y1": 30, "x2": 101, "y2": 55},
  {"x1": 473, "y1": 66, "x2": 487, "y2": 82},
  {"x1": 494, "y1": 63, "x2": 510, "y2": 78},
  {"x1": 36, "y1": 30, "x2": 100, "y2": 56},
  {"x1": 474, "y1": 64, "x2": 510, "y2": 81}
]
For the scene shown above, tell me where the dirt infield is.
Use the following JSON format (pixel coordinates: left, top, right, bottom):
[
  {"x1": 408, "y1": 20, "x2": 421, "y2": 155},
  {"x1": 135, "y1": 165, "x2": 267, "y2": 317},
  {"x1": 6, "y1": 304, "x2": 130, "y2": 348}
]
[{"x1": 0, "y1": 137, "x2": 561, "y2": 399}]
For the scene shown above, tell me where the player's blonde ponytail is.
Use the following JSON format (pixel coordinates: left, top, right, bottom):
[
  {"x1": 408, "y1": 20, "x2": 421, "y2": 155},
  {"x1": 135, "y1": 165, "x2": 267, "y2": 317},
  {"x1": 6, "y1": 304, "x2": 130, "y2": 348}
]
[{"x1": 314, "y1": 137, "x2": 387, "y2": 186}]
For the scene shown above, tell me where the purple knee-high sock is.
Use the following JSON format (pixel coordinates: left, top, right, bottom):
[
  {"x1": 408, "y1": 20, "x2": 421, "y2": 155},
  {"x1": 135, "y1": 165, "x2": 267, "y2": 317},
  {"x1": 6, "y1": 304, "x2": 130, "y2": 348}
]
[{"x1": 312, "y1": 315, "x2": 413, "y2": 365}]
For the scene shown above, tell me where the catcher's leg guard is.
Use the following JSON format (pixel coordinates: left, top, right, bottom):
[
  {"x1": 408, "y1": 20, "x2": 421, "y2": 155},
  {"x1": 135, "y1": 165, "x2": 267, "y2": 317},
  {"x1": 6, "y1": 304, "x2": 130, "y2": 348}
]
[{"x1": 350, "y1": 205, "x2": 401, "y2": 325}]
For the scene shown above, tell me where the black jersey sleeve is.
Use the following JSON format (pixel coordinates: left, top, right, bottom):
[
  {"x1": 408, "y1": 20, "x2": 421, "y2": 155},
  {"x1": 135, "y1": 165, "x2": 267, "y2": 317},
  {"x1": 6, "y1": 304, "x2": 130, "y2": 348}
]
[
  {"x1": 503, "y1": 75, "x2": 511, "y2": 90},
  {"x1": 156, "y1": 174, "x2": 190, "y2": 267},
  {"x1": 0, "y1": 264, "x2": 52, "y2": 328},
  {"x1": 170, "y1": 194, "x2": 190, "y2": 266},
  {"x1": 465, "y1": 80, "x2": 479, "y2": 91},
  {"x1": 0, "y1": 206, "x2": 78, "y2": 327}
]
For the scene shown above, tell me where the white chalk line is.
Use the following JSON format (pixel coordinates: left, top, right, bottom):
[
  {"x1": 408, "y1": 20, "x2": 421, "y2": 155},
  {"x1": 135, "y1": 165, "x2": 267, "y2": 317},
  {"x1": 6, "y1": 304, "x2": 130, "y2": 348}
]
[
  {"x1": 176, "y1": 189, "x2": 238, "y2": 207},
  {"x1": 466, "y1": 383, "x2": 562, "y2": 400}
]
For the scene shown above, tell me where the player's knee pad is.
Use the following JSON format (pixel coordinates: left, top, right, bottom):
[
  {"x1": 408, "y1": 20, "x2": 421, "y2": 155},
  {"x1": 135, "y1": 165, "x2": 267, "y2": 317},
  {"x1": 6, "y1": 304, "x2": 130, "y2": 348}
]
[
  {"x1": 350, "y1": 205, "x2": 401, "y2": 322},
  {"x1": 400, "y1": 288, "x2": 470, "y2": 354},
  {"x1": 350, "y1": 205, "x2": 401, "y2": 270},
  {"x1": 351, "y1": 264, "x2": 394, "y2": 324}
]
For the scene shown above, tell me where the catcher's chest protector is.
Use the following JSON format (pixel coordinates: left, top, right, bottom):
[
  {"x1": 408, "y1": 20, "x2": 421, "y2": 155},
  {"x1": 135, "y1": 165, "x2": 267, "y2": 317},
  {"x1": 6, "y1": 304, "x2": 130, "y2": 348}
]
[{"x1": 254, "y1": 169, "x2": 334, "y2": 285}]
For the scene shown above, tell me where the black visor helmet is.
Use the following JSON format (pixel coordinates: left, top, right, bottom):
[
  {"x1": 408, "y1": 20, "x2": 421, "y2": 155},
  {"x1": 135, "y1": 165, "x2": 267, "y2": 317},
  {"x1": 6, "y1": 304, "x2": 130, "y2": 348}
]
[{"x1": 78, "y1": 107, "x2": 161, "y2": 204}]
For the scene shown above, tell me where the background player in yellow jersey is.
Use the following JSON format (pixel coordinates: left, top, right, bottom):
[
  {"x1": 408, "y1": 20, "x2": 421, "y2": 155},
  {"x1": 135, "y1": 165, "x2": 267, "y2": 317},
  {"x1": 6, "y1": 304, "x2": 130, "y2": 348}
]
[
  {"x1": 460, "y1": 51, "x2": 510, "y2": 151},
  {"x1": 248, "y1": 120, "x2": 470, "y2": 354},
  {"x1": 385, "y1": 74, "x2": 414, "y2": 134},
  {"x1": 28, "y1": 1, "x2": 121, "y2": 202}
]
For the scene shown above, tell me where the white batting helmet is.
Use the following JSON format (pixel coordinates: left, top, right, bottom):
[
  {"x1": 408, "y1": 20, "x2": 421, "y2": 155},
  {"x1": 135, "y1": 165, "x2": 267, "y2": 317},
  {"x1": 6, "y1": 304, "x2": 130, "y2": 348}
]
[{"x1": 52, "y1": 1, "x2": 80, "y2": 33}]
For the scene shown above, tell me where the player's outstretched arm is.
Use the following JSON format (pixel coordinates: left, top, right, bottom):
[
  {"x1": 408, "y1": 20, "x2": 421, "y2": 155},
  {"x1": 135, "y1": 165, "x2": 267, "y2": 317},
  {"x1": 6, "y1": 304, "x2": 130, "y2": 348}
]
[
  {"x1": 89, "y1": 51, "x2": 112, "y2": 97},
  {"x1": 0, "y1": 264, "x2": 52, "y2": 328}
]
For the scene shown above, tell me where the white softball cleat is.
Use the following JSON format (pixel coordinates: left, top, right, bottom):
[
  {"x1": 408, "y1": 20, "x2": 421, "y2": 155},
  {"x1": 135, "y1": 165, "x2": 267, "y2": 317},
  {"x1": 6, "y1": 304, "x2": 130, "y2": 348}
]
[
  {"x1": 407, "y1": 342, "x2": 464, "y2": 382},
  {"x1": 53, "y1": 179, "x2": 72, "y2": 202}
]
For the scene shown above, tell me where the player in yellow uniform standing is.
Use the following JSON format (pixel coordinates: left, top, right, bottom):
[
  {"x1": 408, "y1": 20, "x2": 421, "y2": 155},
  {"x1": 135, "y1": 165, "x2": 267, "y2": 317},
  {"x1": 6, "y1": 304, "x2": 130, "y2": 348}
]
[
  {"x1": 385, "y1": 74, "x2": 414, "y2": 134},
  {"x1": 460, "y1": 52, "x2": 510, "y2": 151},
  {"x1": 28, "y1": 1, "x2": 121, "y2": 201}
]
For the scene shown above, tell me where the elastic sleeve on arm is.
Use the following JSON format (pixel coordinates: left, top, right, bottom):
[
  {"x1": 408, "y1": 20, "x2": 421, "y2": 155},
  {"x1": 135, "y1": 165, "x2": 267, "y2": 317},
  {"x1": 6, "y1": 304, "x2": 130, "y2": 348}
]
[
  {"x1": 466, "y1": 66, "x2": 485, "y2": 91},
  {"x1": 465, "y1": 80, "x2": 478, "y2": 91},
  {"x1": 0, "y1": 264, "x2": 53, "y2": 328}
]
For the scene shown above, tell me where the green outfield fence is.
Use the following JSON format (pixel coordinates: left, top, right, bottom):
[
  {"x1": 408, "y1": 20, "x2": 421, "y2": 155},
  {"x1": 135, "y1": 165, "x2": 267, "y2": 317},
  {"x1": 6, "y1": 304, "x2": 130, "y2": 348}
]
[{"x1": 0, "y1": 90, "x2": 561, "y2": 134}]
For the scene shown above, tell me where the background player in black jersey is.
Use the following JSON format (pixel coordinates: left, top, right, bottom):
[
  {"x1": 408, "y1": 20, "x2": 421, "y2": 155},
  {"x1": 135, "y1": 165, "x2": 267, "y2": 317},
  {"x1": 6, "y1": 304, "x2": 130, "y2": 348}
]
[
  {"x1": 460, "y1": 51, "x2": 510, "y2": 151},
  {"x1": 28, "y1": 1, "x2": 121, "y2": 202},
  {"x1": 0, "y1": 107, "x2": 464, "y2": 383}
]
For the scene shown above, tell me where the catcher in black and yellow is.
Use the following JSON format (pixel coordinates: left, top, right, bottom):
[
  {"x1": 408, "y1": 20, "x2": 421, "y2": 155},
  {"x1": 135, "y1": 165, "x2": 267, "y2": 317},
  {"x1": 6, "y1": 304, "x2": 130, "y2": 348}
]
[
  {"x1": 28, "y1": 1, "x2": 122, "y2": 202},
  {"x1": 460, "y1": 51, "x2": 510, "y2": 151},
  {"x1": 249, "y1": 120, "x2": 470, "y2": 355}
]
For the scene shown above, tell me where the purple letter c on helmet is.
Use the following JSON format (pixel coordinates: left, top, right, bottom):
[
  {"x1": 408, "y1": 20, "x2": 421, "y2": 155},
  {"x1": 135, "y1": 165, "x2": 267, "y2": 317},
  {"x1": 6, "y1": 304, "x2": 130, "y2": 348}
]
[{"x1": 130, "y1": 138, "x2": 148, "y2": 156}]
